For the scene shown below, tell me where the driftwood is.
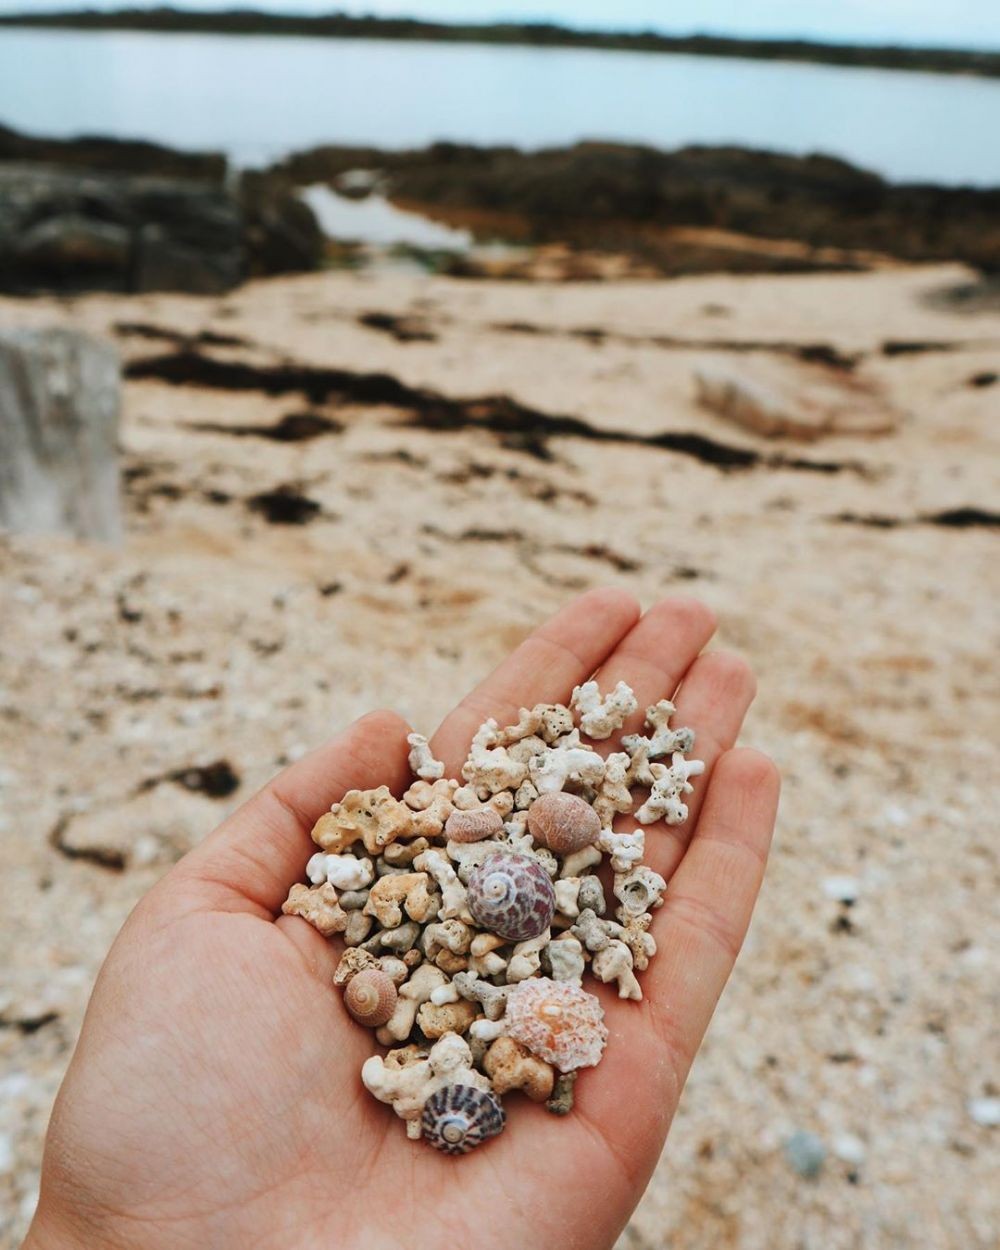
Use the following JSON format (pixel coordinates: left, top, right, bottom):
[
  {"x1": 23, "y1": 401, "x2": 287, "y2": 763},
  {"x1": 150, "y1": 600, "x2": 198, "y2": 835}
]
[{"x1": 0, "y1": 328, "x2": 122, "y2": 540}]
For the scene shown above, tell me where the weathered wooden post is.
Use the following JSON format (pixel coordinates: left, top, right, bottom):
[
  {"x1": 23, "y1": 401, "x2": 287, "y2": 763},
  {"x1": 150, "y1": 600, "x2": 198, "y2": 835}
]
[{"x1": 0, "y1": 328, "x2": 122, "y2": 541}]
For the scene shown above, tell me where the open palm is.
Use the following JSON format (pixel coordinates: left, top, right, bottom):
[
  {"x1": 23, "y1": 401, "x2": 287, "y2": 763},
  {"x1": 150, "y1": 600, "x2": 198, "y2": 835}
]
[{"x1": 27, "y1": 590, "x2": 779, "y2": 1250}]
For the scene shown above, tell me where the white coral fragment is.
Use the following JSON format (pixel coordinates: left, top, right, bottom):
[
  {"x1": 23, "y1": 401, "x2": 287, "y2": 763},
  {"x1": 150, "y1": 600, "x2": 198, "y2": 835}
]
[
  {"x1": 571, "y1": 679, "x2": 638, "y2": 740},
  {"x1": 614, "y1": 866, "x2": 667, "y2": 920},
  {"x1": 633, "y1": 752, "x2": 705, "y2": 825},
  {"x1": 376, "y1": 962, "x2": 448, "y2": 1044},
  {"x1": 306, "y1": 851, "x2": 375, "y2": 892},
  {"x1": 414, "y1": 848, "x2": 471, "y2": 922},
  {"x1": 592, "y1": 940, "x2": 642, "y2": 1000},
  {"x1": 622, "y1": 699, "x2": 696, "y2": 763},
  {"x1": 506, "y1": 929, "x2": 551, "y2": 983},
  {"x1": 529, "y1": 730, "x2": 606, "y2": 795},
  {"x1": 461, "y1": 720, "x2": 529, "y2": 795},
  {"x1": 546, "y1": 934, "x2": 586, "y2": 984},
  {"x1": 593, "y1": 751, "x2": 634, "y2": 826},
  {"x1": 596, "y1": 826, "x2": 645, "y2": 874},
  {"x1": 407, "y1": 732, "x2": 445, "y2": 781}
]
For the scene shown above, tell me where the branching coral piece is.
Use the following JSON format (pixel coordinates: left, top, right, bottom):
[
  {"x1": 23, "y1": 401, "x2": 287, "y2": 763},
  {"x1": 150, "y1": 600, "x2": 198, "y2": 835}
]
[
  {"x1": 314, "y1": 785, "x2": 414, "y2": 854},
  {"x1": 633, "y1": 753, "x2": 705, "y2": 825},
  {"x1": 281, "y1": 883, "x2": 348, "y2": 937},
  {"x1": 592, "y1": 750, "x2": 635, "y2": 827},
  {"x1": 622, "y1": 699, "x2": 696, "y2": 761},
  {"x1": 461, "y1": 720, "x2": 530, "y2": 796},
  {"x1": 414, "y1": 848, "x2": 471, "y2": 921},
  {"x1": 407, "y1": 732, "x2": 445, "y2": 781},
  {"x1": 484, "y1": 1037, "x2": 555, "y2": 1102},
  {"x1": 529, "y1": 729, "x2": 606, "y2": 795},
  {"x1": 592, "y1": 940, "x2": 642, "y2": 1000},
  {"x1": 364, "y1": 872, "x2": 438, "y2": 928},
  {"x1": 596, "y1": 827, "x2": 645, "y2": 874},
  {"x1": 613, "y1": 866, "x2": 667, "y2": 920},
  {"x1": 571, "y1": 680, "x2": 638, "y2": 740}
]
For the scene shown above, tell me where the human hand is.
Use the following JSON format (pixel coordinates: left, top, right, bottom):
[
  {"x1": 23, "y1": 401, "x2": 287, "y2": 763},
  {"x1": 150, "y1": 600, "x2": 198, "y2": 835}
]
[{"x1": 25, "y1": 590, "x2": 779, "y2": 1250}]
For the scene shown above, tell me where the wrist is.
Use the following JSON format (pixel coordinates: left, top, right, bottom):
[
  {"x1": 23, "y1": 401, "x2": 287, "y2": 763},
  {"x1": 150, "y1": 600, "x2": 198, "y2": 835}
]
[{"x1": 23, "y1": 1203, "x2": 122, "y2": 1250}]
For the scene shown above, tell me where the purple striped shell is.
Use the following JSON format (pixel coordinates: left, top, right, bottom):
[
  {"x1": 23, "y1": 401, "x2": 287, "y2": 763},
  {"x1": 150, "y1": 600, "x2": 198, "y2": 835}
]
[
  {"x1": 467, "y1": 852, "x2": 556, "y2": 942},
  {"x1": 421, "y1": 1084, "x2": 506, "y2": 1154}
]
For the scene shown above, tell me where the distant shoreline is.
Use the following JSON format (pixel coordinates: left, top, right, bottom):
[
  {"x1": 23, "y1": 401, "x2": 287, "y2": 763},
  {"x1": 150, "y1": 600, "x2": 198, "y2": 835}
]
[{"x1": 1, "y1": 8, "x2": 998, "y2": 78}]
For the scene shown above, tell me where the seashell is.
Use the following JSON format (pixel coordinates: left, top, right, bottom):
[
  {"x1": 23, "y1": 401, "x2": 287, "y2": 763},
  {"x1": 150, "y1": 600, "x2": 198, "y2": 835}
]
[
  {"x1": 445, "y1": 807, "x2": 504, "y2": 843},
  {"x1": 467, "y1": 853, "x2": 556, "y2": 942},
  {"x1": 343, "y1": 968, "x2": 398, "y2": 1028},
  {"x1": 504, "y1": 976, "x2": 608, "y2": 1072},
  {"x1": 526, "y1": 792, "x2": 601, "y2": 855},
  {"x1": 421, "y1": 1083, "x2": 506, "y2": 1154}
]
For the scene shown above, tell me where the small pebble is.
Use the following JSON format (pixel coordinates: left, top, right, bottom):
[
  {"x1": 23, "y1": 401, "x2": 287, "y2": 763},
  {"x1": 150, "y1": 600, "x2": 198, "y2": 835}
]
[
  {"x1": 784, "y1": 1130, "x2": 827, "y2": 1178},
  {"x1": 967, "y1": 1096, "x2": 1000, "y2": 1127},
  {"x1": 831, "y1": 1132, "x2": 867, "y2": 1165},
  {"x1": 822, "y1": 876, "x2": 860, "y2": 903}
]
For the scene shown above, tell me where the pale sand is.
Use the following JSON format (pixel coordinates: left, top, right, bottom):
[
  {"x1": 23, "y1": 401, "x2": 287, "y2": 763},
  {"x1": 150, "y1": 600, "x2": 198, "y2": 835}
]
[{"x1": 0, "y1": 263, "x2": 997, "y2": 1248}]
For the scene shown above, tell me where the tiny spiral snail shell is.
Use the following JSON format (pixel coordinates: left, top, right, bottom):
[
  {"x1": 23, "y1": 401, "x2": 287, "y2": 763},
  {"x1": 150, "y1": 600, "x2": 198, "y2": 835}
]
[
  {"x1": 421, "y1": 1084, "x2": 506, "y2": 1154},
  {"x1": 527, "y1": 792, "x2": 601, "y2": 855},
  {"x1": 445, "y1": 807, "x2": 504, "y2": 843},
  {"x1": 467, "y1": 852, "x2": 556, "y2": 942},
  {"x1": 343, "y1": 968, "x2": 398, "y2": 1028}
]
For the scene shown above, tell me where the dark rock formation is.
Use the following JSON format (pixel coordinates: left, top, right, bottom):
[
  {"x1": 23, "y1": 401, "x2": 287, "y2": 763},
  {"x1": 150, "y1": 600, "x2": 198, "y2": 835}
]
[
  {"x1": 0, "y1": 122, "x2": 226, "y2": 180},
  {"x1": 274, "y1": 141, "x2": 1000, "y2": 272},
  {"x1": 0, "y1": 146, "x2": 323, "y2": 294},
  {"x1": 240, "y1": 171, "x2": 325, "y2": 277},
  {"x1": 0, "y1": 164, "x2": 244, "y2": 293}
]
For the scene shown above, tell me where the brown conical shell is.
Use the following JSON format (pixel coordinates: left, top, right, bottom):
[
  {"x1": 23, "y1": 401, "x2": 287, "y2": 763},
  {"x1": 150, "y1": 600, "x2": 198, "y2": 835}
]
[
  {"x1": 343, "y1": 968, "x2": 398, "y2": 1027},
  {"x1": 445, "y1": 807, "x2": 505, "y2": 843},
  {"x1": 527, "y1": 792, "x2": 601, "y2": 854}
]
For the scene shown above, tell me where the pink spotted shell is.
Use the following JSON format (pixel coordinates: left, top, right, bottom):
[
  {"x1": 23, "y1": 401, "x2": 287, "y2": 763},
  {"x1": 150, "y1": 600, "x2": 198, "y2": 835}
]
[
  {"x1": 467, "y1": 853, "x2": 555, "y2": 942},
  {"x1": 504, "y1": 977, "x2": 608, "y2": 1071},
  {"x1": 527, "y1": 792, "x2": 601, "y2": 854}
]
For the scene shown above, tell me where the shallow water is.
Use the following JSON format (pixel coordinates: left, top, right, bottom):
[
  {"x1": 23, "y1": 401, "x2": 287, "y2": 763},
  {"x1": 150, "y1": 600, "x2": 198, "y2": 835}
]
[
  {"x1": 301, "y1": 186, "x2": 473, "y2": 248},
  {"x1": 3, "y1": 28, "x2": 1000, "y2": 184}
]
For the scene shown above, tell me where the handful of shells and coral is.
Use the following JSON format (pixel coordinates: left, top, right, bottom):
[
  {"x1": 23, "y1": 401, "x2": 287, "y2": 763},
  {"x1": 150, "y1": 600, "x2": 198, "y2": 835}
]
[
  {"x1": 281, "y1": 592, "x2": 780, "y2": 1156},
  {"x1": 24, "y1": 592, "x2": 780, "y2": 1250}
]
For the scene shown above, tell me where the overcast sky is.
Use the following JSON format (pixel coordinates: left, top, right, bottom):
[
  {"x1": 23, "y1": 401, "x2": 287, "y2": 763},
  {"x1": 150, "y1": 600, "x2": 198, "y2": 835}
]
[{"x1": 5, "y1": 1, "x2": 999, "y2": 48}]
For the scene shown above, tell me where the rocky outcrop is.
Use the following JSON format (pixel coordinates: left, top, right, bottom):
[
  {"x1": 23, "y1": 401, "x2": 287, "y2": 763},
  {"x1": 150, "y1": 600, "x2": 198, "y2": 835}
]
[
  {"x1": 0, "y1": 160, "x2": 323, "y2": 294},
  {"x1": 0, "y1": 164, "x2": 244, "y2": 293},
  {"x1": 0, "y1": 328, "x2": 122, "y2": 541},
  {"x1": 0, "y1": 122, "x2": 226, "y2": 181},
  {"x1": 273, "y1": 141, "x2": 1000, "y2": 273}
]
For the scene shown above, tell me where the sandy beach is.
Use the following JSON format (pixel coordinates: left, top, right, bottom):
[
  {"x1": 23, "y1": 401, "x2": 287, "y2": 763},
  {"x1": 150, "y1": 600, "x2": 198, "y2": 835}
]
[{"x1": 1, "y1": 260, "x2": 997, "y2": 1248}]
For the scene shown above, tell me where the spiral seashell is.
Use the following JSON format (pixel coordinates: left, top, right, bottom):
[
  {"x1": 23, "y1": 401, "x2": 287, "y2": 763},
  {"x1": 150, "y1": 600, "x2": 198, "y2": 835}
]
[
  {"x1": 343, "y1": 968, "x2": 398, "y2": 1028},
  {"x1": 445, "y1": 807, "x2": 504, "y2": 843},
  {"x1": 527, "y1": 792, "x2": 601, "y2": 855},
  {"x1": 467, "y1": 853, "x2": 556, "y2": 942},
  {"x1": 504, "y1": 976, "x2": 608, "y2": 1072},
  {"x1": 421, "y1": 1084, "x2": 506, "y2": 1154}
]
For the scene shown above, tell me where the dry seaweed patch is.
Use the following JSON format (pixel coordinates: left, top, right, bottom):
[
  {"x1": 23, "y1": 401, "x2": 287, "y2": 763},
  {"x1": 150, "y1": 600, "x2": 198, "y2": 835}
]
[
  {"x1": 833, "y1": 508, "x2": 1000, "y2": 530},
  {"x1": 124, "y1": 348, "x2": 862, "y2": 474}
]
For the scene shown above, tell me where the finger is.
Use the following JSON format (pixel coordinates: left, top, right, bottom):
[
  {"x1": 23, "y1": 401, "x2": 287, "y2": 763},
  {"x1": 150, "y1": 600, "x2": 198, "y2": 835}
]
[
  {"x1": 636, "y1": 650, "x2": 757, "y2": 883},
  {"x1": 645, "y1": 748, "x2": 781, "y2": 1088},
  {"x1": 431, "y1": 587, "x2": 640, "y2": 773},
  {"x1": 588, "y1": 595, "x2": 717, "y2": 741},
  {"x1": 170, "y1": 710, "x2": 412, "y2": 917}
]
